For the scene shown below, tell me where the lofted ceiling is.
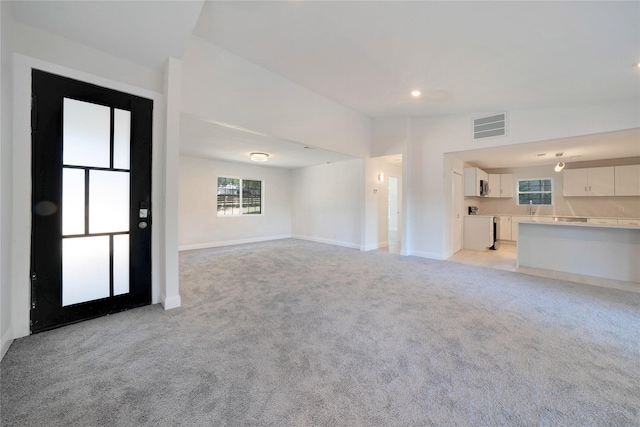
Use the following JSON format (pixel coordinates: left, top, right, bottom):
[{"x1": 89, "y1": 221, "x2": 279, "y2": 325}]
[
  {"x1": 9, "y1": 1, "x2": 640, "y2": 169},
  {"x1": 194, "y1": 1, "x2": 640, "y2": 117}
]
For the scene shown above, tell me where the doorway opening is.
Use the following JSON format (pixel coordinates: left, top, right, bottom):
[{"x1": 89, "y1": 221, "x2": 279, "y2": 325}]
[{"x1": 388, "y1": 175, "x2": 401, "y2": 254}]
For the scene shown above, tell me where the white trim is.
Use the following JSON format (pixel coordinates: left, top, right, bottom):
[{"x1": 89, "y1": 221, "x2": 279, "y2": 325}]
[
  {"x1": 516, "y1": 177, "x2": 554, "y2": 206},
  {"x1": 216, "y1": 176, "x2": 264, "y2": 217},
  {"x1": 361, "y1": 241, "x2": 388, "y2": 251},
  {"x1": 160, "y1": 294, "x2": 181, "y2": 310},
  {"x1": 1, "y1": 326, "x2": 13, "y2": 361},
  {"x1": 406, "y1": 250, "x2": 447, "y2": 260},
  {"x1": 12, "y1": 53, "x2": 165, "y2": 338},
  {"x1": 179, "y1": 234, "x2": 291, "y2": 252},
  {"x1": 291, "y1": 234, "x2": 360, "y2": 250}
]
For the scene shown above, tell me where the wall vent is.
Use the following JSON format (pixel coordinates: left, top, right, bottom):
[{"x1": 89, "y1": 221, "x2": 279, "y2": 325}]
[{"x1": 473, "y1": 113, "x2": 506, "y2": 140}]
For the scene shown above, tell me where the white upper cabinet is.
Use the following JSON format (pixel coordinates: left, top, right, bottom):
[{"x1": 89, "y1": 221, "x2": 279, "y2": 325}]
[
  {"x1": 563, "y1": 169, "x2": 589, "y2": 196},
  {"x1": 500, "y1": 174, "x2": 513, "y2": 198},
  {"x1": 563, "y1": 167, "x2": 614, "y2": 197},
  {"x1": 488, "y1": 174, "x2": 500, "y2": 198},
  {"x1": 615, "y1": 165, "x2": 640, "y2": 196},
  {"x1": 464, "y1": 167, "x2": 489, "y2": 197},
  {"x1": 488, "y1": 173, "x2": 513, "y2": 198},
  {"x1": 588, "y1": 167, "x2": 615, "y2": 196}
]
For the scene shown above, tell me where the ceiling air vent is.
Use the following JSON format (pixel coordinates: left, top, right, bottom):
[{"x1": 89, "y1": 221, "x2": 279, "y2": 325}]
[{"x1": 473, "y1": 113, "x2": 506, "y2": 140}]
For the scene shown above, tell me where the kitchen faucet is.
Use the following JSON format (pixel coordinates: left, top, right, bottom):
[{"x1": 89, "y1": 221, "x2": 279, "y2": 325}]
[{"x1": 529, "y1": 200, "x2": 534, "y2": 216}]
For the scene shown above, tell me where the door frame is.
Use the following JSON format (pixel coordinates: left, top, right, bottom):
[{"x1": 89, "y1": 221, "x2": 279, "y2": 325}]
[
  {"x1": 30, "y1": 69, "x2": 153, "y2": 332},
  {"x1": 452, "y1": 171, "x2": 463, "y2": 254},
  {"x1": 11, "y1": 55, "x2": 168, "y2": 338},
  {"x1": 387, "y1": 175, "x2": 402, "y2": 244}
]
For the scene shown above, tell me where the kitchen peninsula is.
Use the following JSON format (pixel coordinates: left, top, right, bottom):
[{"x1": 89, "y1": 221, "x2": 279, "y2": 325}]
[{"x1": 517, "y1": 221, "x2": 640, "y2": 292}]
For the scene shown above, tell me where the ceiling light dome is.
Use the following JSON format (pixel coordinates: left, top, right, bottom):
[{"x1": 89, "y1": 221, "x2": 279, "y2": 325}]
[
  {"x1": 411, "y1": 90, "x2": 421, "y2": 97},
  {"x1": 250, "y1": 152, "x2": 270, "y2": 162}
]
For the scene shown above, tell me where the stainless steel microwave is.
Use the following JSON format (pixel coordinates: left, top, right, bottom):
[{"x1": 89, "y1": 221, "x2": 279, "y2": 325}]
[{"x1": 479, "y1": 179, "x2": 489, "y2": 196}]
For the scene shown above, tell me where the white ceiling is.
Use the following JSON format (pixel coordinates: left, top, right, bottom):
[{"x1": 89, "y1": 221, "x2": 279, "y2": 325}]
[
  {"x1": 452, "y1": 128, "x2": 640, "y2": 170},
  {"x1": 9, "y1": 1, "x2": 640, "y2": 169},
  {"x1": 180, "y1": 114, "x2": 355, "y2": 169},
  {"x1": 195, "y1": 1, "x2": 640, "y2": 117},
  {"x1": 11, "y1": 1, "x2": 205, "y2": 69}
]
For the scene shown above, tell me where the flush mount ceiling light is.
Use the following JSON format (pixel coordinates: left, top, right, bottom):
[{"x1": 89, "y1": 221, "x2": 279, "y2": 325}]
[
  {"x1": 555, "y1": 161, "x2": 565, "y2": 172},
  {"x1": 410, "y1": 90, "x2": 421, "y2": 97},
  {"x1": 250, "y1": 152, "x2": 269, "y2": 162}
]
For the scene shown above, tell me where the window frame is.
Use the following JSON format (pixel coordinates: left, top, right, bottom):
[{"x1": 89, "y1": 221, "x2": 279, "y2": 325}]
[
  {"x1": 216, "y1": 176, "x2": 264, "y2": 217},
  {"x1": 516, "y1": 177, "x2": 554, "y2": 206}
]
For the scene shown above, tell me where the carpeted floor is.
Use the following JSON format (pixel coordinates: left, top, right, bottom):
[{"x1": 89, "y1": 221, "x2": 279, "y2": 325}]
[{"x1": 2, "y1": 239, "x2": 639, "y2": 426}]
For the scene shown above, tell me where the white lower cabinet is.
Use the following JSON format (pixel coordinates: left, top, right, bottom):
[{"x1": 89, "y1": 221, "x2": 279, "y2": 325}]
[
  {"x1": 587, "y1": 218, "x2": 618, "y2": 225},
  {"x1": 618, "y1": 219, "x2": 640, "y2": 226},
  {"x1": 498, "y1": 216, "x2": 512, "y2": 241},
  {"x1": 463, "y1": 216, "x2": 494, "y2": 251}
]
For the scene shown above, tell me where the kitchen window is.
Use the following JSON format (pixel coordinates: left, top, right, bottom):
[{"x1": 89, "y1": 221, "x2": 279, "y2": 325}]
[
  {"x1": 517, "y1": 178, "x2": 553, "y2": 205},
  {"x1": 217, "y1": 177, "x2": 263, "y2": 216}
]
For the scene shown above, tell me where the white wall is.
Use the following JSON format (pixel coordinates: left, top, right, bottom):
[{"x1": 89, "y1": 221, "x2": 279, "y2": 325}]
[
  {"x1": 162, "y1": 57, "x2": 182, "y2": 310},
  {"x1": 13, "y1": 23, "x2": 162, "y2": 93},
  {"x1": 392, "y1": 101, "x2": 640, "y2": 259},
  {"x1": 180, "y1": 36, "x2": 371, "y2": 159},
  {"x1": 291, "y1": 160, "x2": 364, "y2": 249},
  {"x1": 9, "y1": 27, "x2": 168, "y2": 340},
  {"x1": 1, "y1": 0, "x2": 15, "y2": 359},
  {"x1": 179, "y1": 155, "x2": 292, "y2": 250},
  {"x1": 371, "y1": 117, "x2": 409, "y2": 157}
]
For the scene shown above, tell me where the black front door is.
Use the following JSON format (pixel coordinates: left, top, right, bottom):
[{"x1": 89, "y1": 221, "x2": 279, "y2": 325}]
[{"x1": 31, "y1": 70, "x2": 153, "y2": 333}]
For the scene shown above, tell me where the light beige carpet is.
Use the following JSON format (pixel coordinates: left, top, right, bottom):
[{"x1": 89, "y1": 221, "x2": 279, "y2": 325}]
[{"x1": 2, "y1": 239, "x2": 639, "y2": 426}]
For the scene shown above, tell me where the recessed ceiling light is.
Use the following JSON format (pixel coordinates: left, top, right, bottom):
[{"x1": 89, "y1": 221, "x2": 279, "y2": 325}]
[
  {"x1": 250, "y1": 152, "x2": 269, "y2": 162},
  {"x1": 536, "y1": 153, "x2": 546, "y2": 157},
  {"x1": 411, "y1": 90, "x2": 421, "y2": 97}
]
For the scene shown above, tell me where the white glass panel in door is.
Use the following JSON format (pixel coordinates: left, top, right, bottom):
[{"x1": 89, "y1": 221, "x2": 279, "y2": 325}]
[
  {"x1": 63, "y1": 98, "x2": 110, "y2": 168},
  {"x1": 113, "y1": 109, "x2": 131, "y2": 170},
  {"x1": 62, "y1": 168, "x2": 85, "y2": 236},
  {"x1": 62, "y1": 236, "x2": 110, "y2": 306},
  {"x1": 113, "y1": 234, "x2": 129, "y2": 296},
  {"x1": 89, "y1": 170, "x2": 130, "y2": 234}
]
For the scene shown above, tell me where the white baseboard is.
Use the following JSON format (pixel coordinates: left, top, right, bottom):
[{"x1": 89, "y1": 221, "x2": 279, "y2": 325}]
[
  {"x1": 179, "y1": 235, "x2": 291, "y2": 252},
  {"x1": 406, "y1": 250, "x2": 447, "y2": 260},
  {"x1": 160, "y1": 294, "x2": 182, "y2": 310},
  {"x1": 1, "y1": 326, "x2": 14, "y2": 361},
  {"x1": 361, "y1": 241, "x2": 388, "y2": 251},
  {"x1": 291, "y1": 234, "x2": 360, "y2": 250}
]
